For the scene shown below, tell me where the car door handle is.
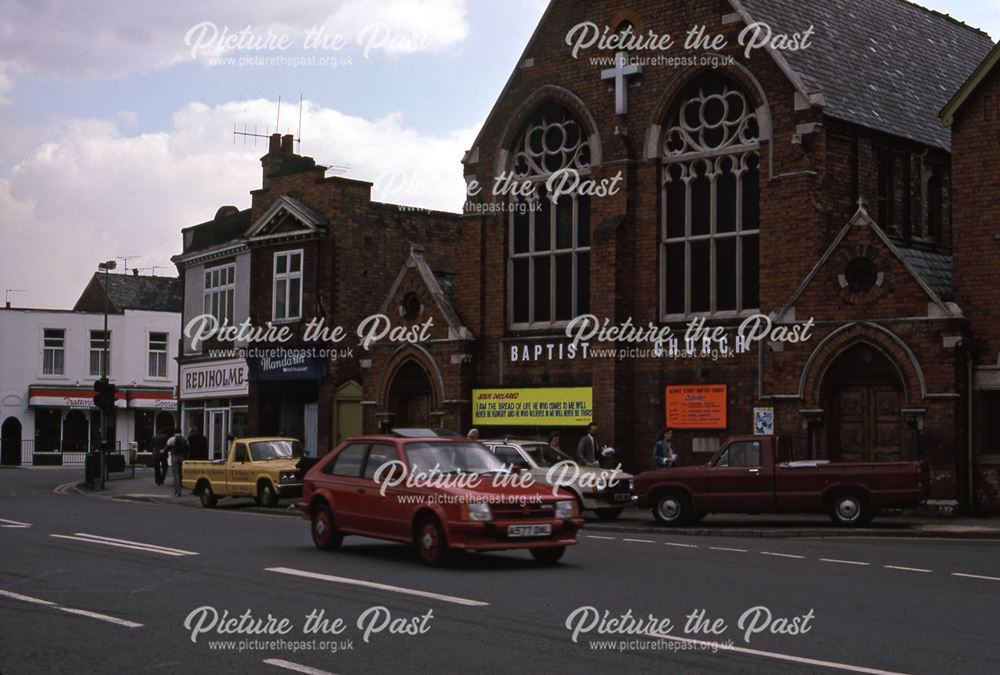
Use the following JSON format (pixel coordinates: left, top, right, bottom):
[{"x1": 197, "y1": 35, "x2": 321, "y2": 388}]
[{"x1": 748, "y1": 468, "x2": 760, "y2": 474}]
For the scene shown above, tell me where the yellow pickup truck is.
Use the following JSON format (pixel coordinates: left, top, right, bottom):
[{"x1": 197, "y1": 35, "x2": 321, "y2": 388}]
[{"x1": 181, "y1": 437, "x2": 305, "y2": 508}]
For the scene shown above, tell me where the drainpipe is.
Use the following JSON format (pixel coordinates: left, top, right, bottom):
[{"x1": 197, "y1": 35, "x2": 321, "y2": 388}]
[{"x1": 967, "y1": 346, "x2": 975, "y2": 514}]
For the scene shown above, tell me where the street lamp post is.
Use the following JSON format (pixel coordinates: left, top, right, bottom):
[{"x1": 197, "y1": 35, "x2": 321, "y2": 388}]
[{"x1": 97, "y1": 260, "x2": 116, "y2": 489}]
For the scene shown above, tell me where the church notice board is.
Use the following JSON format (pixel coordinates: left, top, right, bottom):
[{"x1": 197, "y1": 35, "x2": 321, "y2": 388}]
[
  {"x1": 666, "y1": 385, "x2": 727, "y2": 429},
  {"x1": 472, "y1": 387, "x2": 593, "y2": 426}
]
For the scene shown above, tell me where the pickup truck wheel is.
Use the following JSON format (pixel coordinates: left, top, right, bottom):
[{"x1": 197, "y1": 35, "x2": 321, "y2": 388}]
[
  {"x1": 414, "y1": 517, "x2": 450, "y2": 567},
  {"x1": 311, "y1": 504, "x2": 343, "y2": 551},
  {"x1": 652, "y1": 491, "x2": 691, "y2": 525},
  {"x1": 257, "y1": 480, "x2": 279, "y2": 507},
  {"x1": 593, "y1": 508, "x2": 624, "y2": 521},
  {"x1": 197, "y1": 481, "x2": 217, "y2": 508},
  {"x1": 829, "y1": 493, "x2": 870, "y2": 526},
  {"x1": 530, "y1": 546, "x2": 566, "y2": 565}
]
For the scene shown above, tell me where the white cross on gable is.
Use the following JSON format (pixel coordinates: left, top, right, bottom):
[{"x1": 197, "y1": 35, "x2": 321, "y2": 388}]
[{"x1": 601, "y1": 51, "x2": 642, "y2": 115}]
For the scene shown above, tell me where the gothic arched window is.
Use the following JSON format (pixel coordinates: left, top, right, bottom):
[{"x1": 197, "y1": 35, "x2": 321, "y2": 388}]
[
  {"x1": 508, "y1": 102, "x2": 591, "y2": 328},
  {"x1": 660, "y1": 74, "x2": 760, "y2": 318}
]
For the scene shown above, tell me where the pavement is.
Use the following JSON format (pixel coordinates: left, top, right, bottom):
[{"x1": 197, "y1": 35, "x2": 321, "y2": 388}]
[{"x1": 69, "y1": 464, "x2": 1000, "y2": 540}]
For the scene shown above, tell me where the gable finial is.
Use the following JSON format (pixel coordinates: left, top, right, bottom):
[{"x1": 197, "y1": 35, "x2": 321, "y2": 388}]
[{"x1": 856, "y1": 196, "x2": 869, "y2": 213}]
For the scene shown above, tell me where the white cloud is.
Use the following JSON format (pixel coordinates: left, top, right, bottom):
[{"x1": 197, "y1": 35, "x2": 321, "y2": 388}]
[
  {"x1": 0, "y1": 99, "x2": 476, "y2": 309},
  {"x1": 0, "y1": 0, "x2": 468, "y2": 78}
]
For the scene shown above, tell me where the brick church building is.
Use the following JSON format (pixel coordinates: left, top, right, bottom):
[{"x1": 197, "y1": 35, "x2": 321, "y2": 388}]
[
  {"x1": 362, "y1": 0, "x2": 997, "y2": 511},
  {"x1": 175, "y1": 0, "x2": 999, "y2": 512}
]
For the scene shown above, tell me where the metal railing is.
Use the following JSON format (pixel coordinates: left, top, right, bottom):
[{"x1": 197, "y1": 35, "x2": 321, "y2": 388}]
[{"x1": 7, "y1": 439, "x2": 124, "y2": 466}]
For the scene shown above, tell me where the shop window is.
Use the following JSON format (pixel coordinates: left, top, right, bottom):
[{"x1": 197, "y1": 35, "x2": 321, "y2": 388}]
[{"x1": 985, "y1": 392, "x2": 1000, "y2": 454}]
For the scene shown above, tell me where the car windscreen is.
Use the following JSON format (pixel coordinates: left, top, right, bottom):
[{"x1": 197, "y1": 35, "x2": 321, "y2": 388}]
[
  {"x1": 404, "y1": 442, "x2": 508, "y2": 475},
  {"x1": 523, "y1": 443, "x2": 575, "y2": 467},
  {"x1": 250, "y1": 440, "x2": 304, "y2": 461}
]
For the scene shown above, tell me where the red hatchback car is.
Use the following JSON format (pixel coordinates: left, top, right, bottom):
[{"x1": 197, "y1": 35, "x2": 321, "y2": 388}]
[{"x1": 297, "y1": 433, "x2": 585, "y2": 565}]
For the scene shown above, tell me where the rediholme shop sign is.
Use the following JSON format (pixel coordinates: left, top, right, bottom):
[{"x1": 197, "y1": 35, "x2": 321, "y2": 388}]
[
  {"x1": 472, "y1": 387, "x2": 593, "y2": 426},
  {"x1": 666, "y1": 385, "x2": 728, "y2": 429},
  {"x1": 179, "y1": 359, "x2": 249, "y2": 400}
]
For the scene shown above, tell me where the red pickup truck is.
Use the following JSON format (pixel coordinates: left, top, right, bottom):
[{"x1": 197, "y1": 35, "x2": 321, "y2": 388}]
[{"x1": 635, "y1": 435, "x2": 929, "y2": 526}]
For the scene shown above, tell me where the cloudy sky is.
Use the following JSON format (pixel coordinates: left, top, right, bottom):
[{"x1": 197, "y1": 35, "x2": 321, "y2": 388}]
[{"x1": 0, "y1": 0, "x2": 995, "y2": 308}]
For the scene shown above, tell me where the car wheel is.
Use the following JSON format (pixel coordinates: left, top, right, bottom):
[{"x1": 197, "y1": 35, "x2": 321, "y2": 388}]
[
  {"x1": 652, "y1": 491, "x2": 691, "y2": 525},
  {"x1": 197, "y1": 481, "x2": 217, "y2": 508},
  {"x1": 828, "y1": 492, "x2": 870, "y2": 526},
  {"x1": 414, "y1": 517, "x2": 450, "y2": 567},
  {"x1": 257, "y1": 480, "x2": 279, "y2": 507},
  {"x1": 311, "y1": 503, "x2": 343, "y2": 551},
  {"x1": 530, "y1": 546, "x2": 566, "y2": 565},
  {"x1": 593, "y1": 508, "x2": 623, "y2": 521}
]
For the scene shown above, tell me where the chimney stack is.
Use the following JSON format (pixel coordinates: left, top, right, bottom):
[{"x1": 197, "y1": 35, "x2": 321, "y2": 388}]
[
  {"x1": 268, "y1": 133, "x2": 282, "y2": 154},
  {"x1": 281, "y1": 134, "x2": 294, "y2": 153}
]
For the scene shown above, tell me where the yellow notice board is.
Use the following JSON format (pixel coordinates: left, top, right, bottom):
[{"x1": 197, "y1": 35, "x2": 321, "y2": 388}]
[{"x1": 472, "y1": 387, "x2": 593, "y2": 426}]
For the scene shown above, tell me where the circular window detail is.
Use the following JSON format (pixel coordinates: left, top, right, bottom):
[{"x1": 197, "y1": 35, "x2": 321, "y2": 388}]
[
  {"x1": 402, "y1": 293, "x2": 422, "y2": 320},
  {"x1": 844, "y1": 257, "x2": 878, "y2": 293}
]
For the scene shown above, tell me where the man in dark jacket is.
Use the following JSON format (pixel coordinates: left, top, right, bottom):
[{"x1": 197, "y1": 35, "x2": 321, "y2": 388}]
[
  {"x1": 152, "y1": 432, "x2": 169, "y2": 485},
  {"x1": 187, "y1": 427, "x2": 209, "y2": 461}
]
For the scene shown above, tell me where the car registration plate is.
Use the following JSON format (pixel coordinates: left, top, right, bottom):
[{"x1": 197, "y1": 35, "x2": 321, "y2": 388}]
[
  {"x1": 613, "y1": 492, "x2": 631, "y2": 502},
  {"x1": 507, "y1": 524, "x2": 552, "y2": 538}
]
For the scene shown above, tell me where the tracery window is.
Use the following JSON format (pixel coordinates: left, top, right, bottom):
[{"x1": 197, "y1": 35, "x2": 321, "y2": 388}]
[
  {"x1": 508, "y1": 103, "x2": 591, "y2": 328},
  {"x1": 661, "y1": 74, "x2": 760, "y2": 318}
]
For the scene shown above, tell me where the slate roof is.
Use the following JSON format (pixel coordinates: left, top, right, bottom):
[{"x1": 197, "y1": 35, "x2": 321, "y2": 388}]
[
  {"x1": 183, "y1": 208, "x2": 251, "y2": 253},
  {"x1": 74, "y1": 273, "x2": 183, "y2": 313},
  {"x1": 737, "y1": 0, "x2": 995, "y2": 149},
  {"x1": 896, "y1": 245, "x2": 953, "y2": 301}
]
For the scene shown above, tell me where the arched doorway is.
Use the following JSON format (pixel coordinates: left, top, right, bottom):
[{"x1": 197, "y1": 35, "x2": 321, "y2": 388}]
[
  {"x1": 387, "y1": 361, "x2": 434, "y2": 428},
  {"x1": 822, "y1": 343, "x2": 904, "y2": 461},
  {"x1": 1, "y1": 417, "x2": 22, "y2": 466}
]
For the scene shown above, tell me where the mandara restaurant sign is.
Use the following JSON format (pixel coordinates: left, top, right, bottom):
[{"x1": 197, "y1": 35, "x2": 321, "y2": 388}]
[
  {"x1": 666, "y1": 384, "x2": 728, "y2": 429},
  {"x1": 472, "y1": 387, "x2": 593, "y2": 426},
  {"x1": 180, "y1": 359, "x2": 249, "y2": 400},
  {"x1": 245, "y1": 344, "x2": 327, "y2": 383}
]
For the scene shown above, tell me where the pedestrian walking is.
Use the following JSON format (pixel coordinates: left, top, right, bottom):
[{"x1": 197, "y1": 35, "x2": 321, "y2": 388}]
[
  {"x1": 152, "y1": 431, "x2": 169, "y2": 486},
  {"x1": 167, "y1": 432, "x2": 190, "y2": 496}
]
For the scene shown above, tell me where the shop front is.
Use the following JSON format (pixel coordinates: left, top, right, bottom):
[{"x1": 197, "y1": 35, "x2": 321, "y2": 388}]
[
  {"x1": 246, "y1": 344, "x2": 325, "y2": 456},
  {"x1": 26, "y1": 385, "x2": 126, "y2": 465},
  {"x1": 178, "y1": 358, "x2": 249, "y2": 460}
]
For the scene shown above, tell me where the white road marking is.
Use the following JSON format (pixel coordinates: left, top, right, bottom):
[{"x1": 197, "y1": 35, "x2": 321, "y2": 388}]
[
  {"x1": 266, "y1": 567, "x2": 489, "y2": 607},
  {"x1": 709, "y1": 546, "x2": 748, "y2": 553},
  {"x1": 952, "y1": 572, "x2": 1000, "y2": 582},
  {"x1": 0, "y1": 589, "x2": 57, "y2": 606},
  {"x1": 761, "y1": 551, "x2": 805, "y2": 559},
  {"x1": 820, "y1": 558, "x2": 870, "y2": 566},
  {"x1": 0, "y1": 589, "x2": 142, "y2": 628},
  {"x1": 585, "y1": 535, "x2": 617, "y2": 540},
  {"x1": 622, "y1": 538, "x2": 656, "y2": 544},
  {"x1": 664, "y1": 542, "x2": 698, "y2": 548},
  {"x1": 884, "y1": 565, "x2": 932, "y2": 573},
  {"x1": 58, "y1": 606, "x2": 144, "y2": 628},
  {"x1": 49, "y1": 533, "x2": 198, "y2": 557},
  {"x1": 645, "y1": 630, "x2": 909, "y2": 675},
  {"x1": 264, "y1": 659, "x2": 339, "y2": 675},
  {"x1": 0, "y1": 518, "x2": 31, "y2": 528}
]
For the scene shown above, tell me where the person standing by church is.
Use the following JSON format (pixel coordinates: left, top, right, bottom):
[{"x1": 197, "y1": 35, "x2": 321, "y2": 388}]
[
  {"x1": 653, "y1": 428, "x2": 677, "y2": 469},
  {"x1": 576, "y1": 423, "x2": 600, "y2": 467}
]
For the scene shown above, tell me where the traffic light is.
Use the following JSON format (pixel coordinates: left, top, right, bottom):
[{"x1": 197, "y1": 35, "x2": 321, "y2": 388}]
[{"x1": 93, "y1": 378, "x2": 116, "y2": 412}]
